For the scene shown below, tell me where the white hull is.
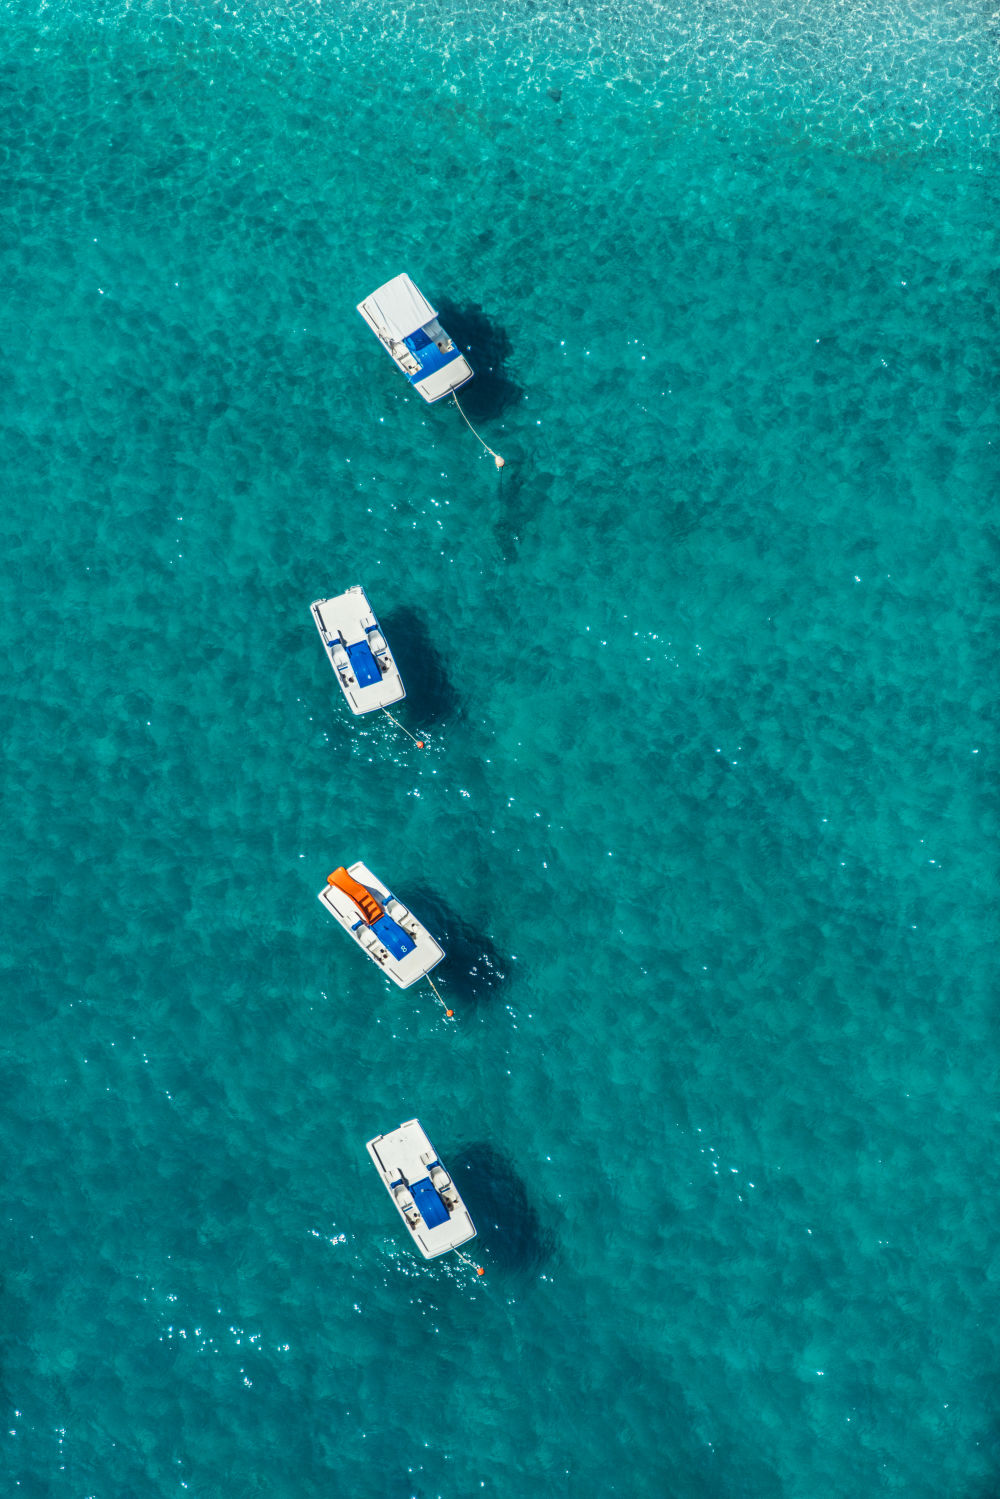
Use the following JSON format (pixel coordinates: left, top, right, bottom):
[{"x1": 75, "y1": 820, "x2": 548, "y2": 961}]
[
  {"x1": 357, "y1": 273, "x2": 473, "y2": 404},
  {"x1": 318, "y1": 861, "x2": 444, "y2": 989},
  {"x1": 367, "y1": 1119, "x2": 476, "y2": 1259},
  {"x1": 311, "y1": 586, "x2": 404, "y2": 715}
]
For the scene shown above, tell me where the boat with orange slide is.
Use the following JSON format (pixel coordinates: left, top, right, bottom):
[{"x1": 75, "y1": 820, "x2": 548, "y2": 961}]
[{"x1": 318, "y1": 862, "x2": 444, "y2": 989}]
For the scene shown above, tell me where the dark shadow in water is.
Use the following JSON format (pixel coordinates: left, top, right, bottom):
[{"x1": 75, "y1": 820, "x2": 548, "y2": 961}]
[
  {"x1": 492, "y1": 446, "x2": 550, "y2": 562},
  {"x1": 452, "y1": 1141, "x2": 555, "y2": 1276},
  {"x1": 961, "y1": 1422, "x2": 1000, "y2": 1499},
  {"x1": 378, "y1": 606, "x2": 461, "y2": 727},
  {"x1": 405, "y1": 886, "x2": 505, "y2": 1012},
  {"x1": 435, "y1": 300, "x2": 522, "y2": 423},
  {"x1": 376, "y1": 1464, "x2": 448, "y2": 1499}
]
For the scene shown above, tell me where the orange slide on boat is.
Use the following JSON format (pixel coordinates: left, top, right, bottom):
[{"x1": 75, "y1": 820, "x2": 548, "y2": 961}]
[{"x1": 327, "y1": 867, "x2": 384, "y2": 926}]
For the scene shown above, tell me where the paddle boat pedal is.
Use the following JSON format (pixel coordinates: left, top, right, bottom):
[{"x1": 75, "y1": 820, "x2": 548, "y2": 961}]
[
  {"x1": 310, "y1": 586, "x2": 404, "y2": 716},
  {"x1": 318, "y1": 863, "x2": 444, "y2": 989},
  {"x1": 357, "y1": 274, "x2": 473, "y2": 404},
  {"x1": 367, "y1": 1119, "x2": 476, "y2": 1259}
]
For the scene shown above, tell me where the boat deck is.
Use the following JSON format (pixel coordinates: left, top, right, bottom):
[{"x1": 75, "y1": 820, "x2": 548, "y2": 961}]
[
  {"x1": 357, "y1": 274, "x2": 473, "y2": 403},
  {"x1": 318, "y1": 861, "x2": 444, "y2": 989},
  {"x1": 311, "y1": 589, "x2": 404, "y2": 714},
  {"x1": 367, "y1": 1118, "x2": 476, "y2": 1258}
]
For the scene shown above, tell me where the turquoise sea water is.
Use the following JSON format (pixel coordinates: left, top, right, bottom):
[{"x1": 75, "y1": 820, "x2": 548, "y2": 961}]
[{"x1": 2, "y1": 2, "x2": 998, "y2": 1495}]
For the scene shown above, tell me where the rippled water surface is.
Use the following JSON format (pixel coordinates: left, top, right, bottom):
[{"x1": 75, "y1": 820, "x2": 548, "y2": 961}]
[{"x1": 2, "y1": 1, "x2": 998, "y2": 1495}]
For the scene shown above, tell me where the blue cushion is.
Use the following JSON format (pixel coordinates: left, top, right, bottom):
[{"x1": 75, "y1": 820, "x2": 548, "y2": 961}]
[
  {"x1": 410, "y1": 1176, "x2": 449, "y2": 1229},
  {"x1": 346, "y1": 639, "x2": 381, "y2": 688},
  {"x1": 371, "y1": 914, "x2": 416, "y2": 961}
]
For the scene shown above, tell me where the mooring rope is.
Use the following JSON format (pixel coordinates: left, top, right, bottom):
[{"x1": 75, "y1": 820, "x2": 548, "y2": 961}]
[
  {"x1": 381, "y1": 706, "x2": 424, "y2": 748},
  {"x1": 455, "y1": 1249, "x2": 485, "y2": 1276},
  {"x1": 426, "y1": 973, "x2": 454, "y2": 1019},
  {"x1": 452, "y1": 393, "x2": 505, "y2": 469}
]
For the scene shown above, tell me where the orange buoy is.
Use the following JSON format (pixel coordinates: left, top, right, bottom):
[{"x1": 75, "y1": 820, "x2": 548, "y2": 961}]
[
  {"x1": 494, "y1": 455, "x2": 505, "y2": 470},
  {"x1": 417, "y1": 740, "x2": 425, "y2": 749}
]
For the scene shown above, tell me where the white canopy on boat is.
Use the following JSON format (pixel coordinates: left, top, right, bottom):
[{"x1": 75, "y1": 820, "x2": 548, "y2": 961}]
[{"x1": 359, "y1": 274, "x2": 436, "y2": 341}]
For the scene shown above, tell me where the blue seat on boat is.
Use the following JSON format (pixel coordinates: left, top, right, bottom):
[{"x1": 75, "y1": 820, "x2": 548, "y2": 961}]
[
  {"x1": 404, "y1": 327, "x2": 432, "y2": 353},
  {"x1": 346, "y1": 639, "x2": 381, "y2": 688},
  {"x1": 371, "y1": 914, "x2": 416, "y2": 961},
  {"x1": 410, "y1": 1176, "x2": 450, "y2": 1229}
]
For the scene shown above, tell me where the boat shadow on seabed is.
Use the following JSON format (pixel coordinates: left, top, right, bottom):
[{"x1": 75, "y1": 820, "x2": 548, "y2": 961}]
[
  {"x1": 404, "y1": 887, "x2": 505, "y2": 1012},
  {"x1": 452, "y1": 1142, "x2": 555, "y2": 1276},
  {"x1": 434, "y1": 301, "x2": 522, "y2": 424},
  {"x1": 963, "y1": 1444, "x2": 1000, "y2": 1499},
  {"x1": 378, "y1": 606, "x2": 461, "y2": 728}
]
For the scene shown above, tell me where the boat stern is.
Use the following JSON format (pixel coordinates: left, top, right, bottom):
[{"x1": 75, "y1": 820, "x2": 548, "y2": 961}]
[{"x1": 413, "y1": 351, "x2": 474, "y2": 403}]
